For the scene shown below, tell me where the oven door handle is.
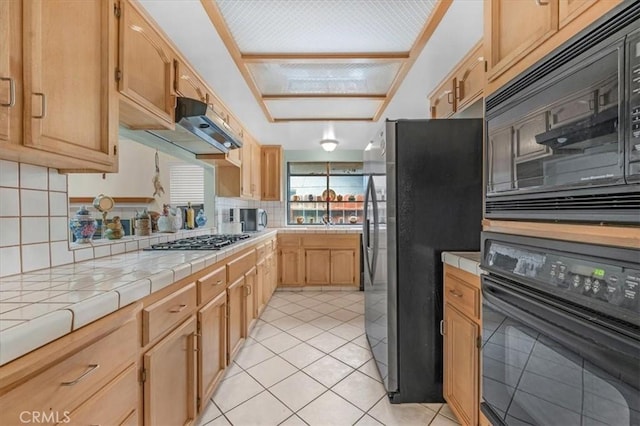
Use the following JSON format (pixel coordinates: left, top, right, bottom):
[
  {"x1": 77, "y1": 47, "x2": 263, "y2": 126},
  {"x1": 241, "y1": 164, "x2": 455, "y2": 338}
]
[{"x1": 482, "y1": 276, "x2": 640, "y2": 387}]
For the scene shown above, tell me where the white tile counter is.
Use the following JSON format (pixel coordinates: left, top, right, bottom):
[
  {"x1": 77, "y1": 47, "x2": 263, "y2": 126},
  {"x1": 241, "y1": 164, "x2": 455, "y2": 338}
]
[
  {"x1": 0, "y1": 229, "x2": 279, "y2": 365},
  {"x1": 441, "y1": 251, "x2": 482, "y2": 276}
]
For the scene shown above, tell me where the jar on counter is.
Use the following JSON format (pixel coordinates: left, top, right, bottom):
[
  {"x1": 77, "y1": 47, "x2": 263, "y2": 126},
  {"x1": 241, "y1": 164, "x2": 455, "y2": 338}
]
[{"x1": 69, "y1": 206, "x2": 97, "y2": 243}]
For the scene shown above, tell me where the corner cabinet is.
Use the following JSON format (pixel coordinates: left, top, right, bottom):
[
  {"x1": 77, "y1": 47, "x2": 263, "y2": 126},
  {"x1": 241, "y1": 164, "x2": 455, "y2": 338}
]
[
  {"x1": 442, "y1": 264, "x2": 481, "y2": 426},
  {"x1": 1, "y1": 0, "x2": 119, "y2": 172},
  {"x1": 118, "y1": 0, "x2": 175, "y2": 130}
]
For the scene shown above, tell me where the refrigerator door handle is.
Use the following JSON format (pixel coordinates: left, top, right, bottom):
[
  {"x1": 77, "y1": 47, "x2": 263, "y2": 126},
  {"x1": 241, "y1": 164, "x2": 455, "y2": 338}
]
[{"x1": 370, "y1": 177, "x2": 379, "y2": 284}]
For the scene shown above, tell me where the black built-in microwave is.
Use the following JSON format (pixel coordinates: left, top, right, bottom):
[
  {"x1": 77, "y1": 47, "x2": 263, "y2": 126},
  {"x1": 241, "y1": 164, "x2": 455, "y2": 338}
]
[{"x1": 485, "y1": 2, "x2": 640, "y2": 224}]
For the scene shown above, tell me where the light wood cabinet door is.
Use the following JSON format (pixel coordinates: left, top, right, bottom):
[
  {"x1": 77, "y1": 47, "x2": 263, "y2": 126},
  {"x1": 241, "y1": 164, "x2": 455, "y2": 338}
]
[
  {"x1": 279, "y1": 247, "x2": 304, "y2": 286},
  {"x1": 241, "y1": 137, "x2": 253, "y2": 198},
  {"x1": 227, "y1": 275, "x2": 245, "y2": 362},
  {"x1": 61, "y1": 364, "x2": 138, "y2": 426},
  {"x1": 118, "y1": 0, "x2": 174, "y2": 129},
  {"x1": 22, "y1": 0, "x2": 118, "y2": 171},
  {"x1": 143, "y1": 316, "x2": 197, "y2": 426},
  {"x1": 330, "y1": 249, "x2": 356, "y2": 285},
  {"x1": 487, "y1": 0, "x2": 559, "y2": 81},
  {"x1": 0, "y1": 0, "x2": 21, "y2": 152},
  {"x1": 305, "y1": 249, "x2": 331, "y2": 285},
  {"x1": 429, "y1": 79, "x2": 456, "y2": 118},
  {"x1": 454, "y1": 42, "x2": 485, "y2": 112},
  {"x1": 443, "y1": 304, "x2": 479, "y2": 426},
  {"x1": 251, "y1": 140, "x2": 262, "y2": 199},
  {"x1": 174, "y1": 58, "x2": 208, "y2": 103},
  {"x1": 256, "y1": 258, "x2": 266, "y2": 316},
  {"x1": 261, "y1": 145, "x2": 282, "y2": 201},
  {"x1": 198, "y1": 291, "x2": 226, "y2": 408},
  {"x1": 244, "y1": 266, "x2": 257, "y2": 333},
  {"x1": 559, "y1": 0, "x2": 598, "y2": 28}
]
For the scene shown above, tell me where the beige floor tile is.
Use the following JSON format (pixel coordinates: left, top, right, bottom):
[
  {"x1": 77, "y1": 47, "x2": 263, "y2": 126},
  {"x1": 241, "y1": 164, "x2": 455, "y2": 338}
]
[
  {"x1": 368, "y1": 398, "x2": 437, "y2": 426},
  {"x1": 279, "y1": 414, "x2": 308, "y2": 425},
  {"x1": 269, "y1": 371, "x2": 327, "y2": 412},
  {"x1": 312, "y1": 294, "x2": 340, "y2": 302},
  {"x1": 291, "y1": 309, "x2": 324, "y2": 322},
  {"x1": 278, "y1": 303, "x2": 306, "y2": 315},
  {"x1": 268, "y1": 298, "x2": 291, "y2": 308},
  {"x1": 303, "y1": 355, "x2": 354, "y2": 387},
  {"x1": 295, "y1": 297, "x2": 324, "y2": 308},
  {"x1": 332, "y1": 370, "x2": 386, "y2": 411},
  {"x1": 307, "y1": 331, "x2": 349, "y2": 353},
  {"x1": 246, "y1": 356, "x2": 298, "y2": 388},
  {"x1": 354, "y1": 414, "x2": 384, "y2": 425},
  {"x1": 271, "y1": 315, "x2": 306, "y2": 331},
  {"x1": 327, "y1": 297, "x2": 355, "y2": 308},
  {"x1": 439, "y1": 404, "x2": 459, "y2": 422},
  {"x1": 194, "y1": 399, "x2": 222, "y2": 426},
  {"x1": 281, "y1": 293, "x2": 308, "y2": 303},
  {"x1": 430, "y1": 414, "x2": 461, "y2": 426},
  {"x1": 222, "y1": 361, "x2": 243, "y2": 380},
  {"x1": 330, "y1": 342, "x2": 372, "y2": 369},
  {"x1": 351, "y1": 333, "x2": 370, "y2": 349},
  {"x1": 328, "y1": 322, "x2": 364, "y2": 341},
  {"x1": 250, "y1": 322, "x2": 283, "y2": 341},
  {"x1": 287, "y1": 323, "x2": 324, "y2": 341},
  {"x1": 309, "y1": 303, "x2": 341, "y2": 315},
  {"x1": 358, "y1": 358, "x2": 383, "y2": 382},
  {"x1": 328, "y1": 308, "x2": 360, "y2": 322},
  {"x1": 261, "y1": 332, "x2": 302, "y2": 354},
  {"x1": 348, "y1": 314, "x2": 365, "y2": 329},
  {"x1": 234, "y1": 341, "x2": 276, "y2": 370},
  {"x1": 422, "y1": 403, "x2": 444, "y2": 413},
  {"x1": 225, "y1": 391, "x2": 293, "y2": 426},
  {"x1": 345, "y1": 302, "x2": 365, "y2": 314},
  {"x1": 279, "y1": 342, "x2": 325, "y2": 369},
  {"x1": 202, "y1": 415, "x2": 231, "y2": 426},
  {"x1": 311, "y1": 315, "x2": 343, "y2": 330},
  {"x1": 297, "y1": 391, "x2": 364, "y2": 426},
  {"x1": 343, "y1": 293, "x2": 364, "y2": 302},
  {"x1": 260, "y1": 308, "x2": 288, "y2": 322},
  {"x1": 212, "y1": 371, "x2": 264, "y2": 413}
]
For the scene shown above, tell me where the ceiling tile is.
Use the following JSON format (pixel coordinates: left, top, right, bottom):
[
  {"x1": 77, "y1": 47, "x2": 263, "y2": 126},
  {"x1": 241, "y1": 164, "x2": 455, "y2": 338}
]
[
  {"x1": 247, "y1": 62, "x2": 403, "y2": 95},
  {"x1": 265, "y1": 98, "x2": 383, "y2": 120},
  {"x1": 215, "y1": 0, "x2": 437, "y2": 53}
]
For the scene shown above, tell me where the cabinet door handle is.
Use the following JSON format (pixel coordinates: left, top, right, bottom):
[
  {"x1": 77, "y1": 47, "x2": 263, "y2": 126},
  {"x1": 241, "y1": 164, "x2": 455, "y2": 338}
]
[
  {"x1": 215, "y1": 280, "x2": 223, "y2": 286},
  {"x1": 169, "y1": 304, "x2": 187, "y2": 313},
  {"x1": 61, "y1": 364, "x2": 99, "y2": 386},
  {"x1": 535, "y1": 0, "x2": 548, "y2": 5},
  {"x1": 33, "y1": 92, "x2": 46, "y2": 119},
  {"x1": 447, "y1": 91, "x2": 454, "y2": 105},
  {"x1": 1, "y1": 77, "x2": 15, "y2": 107},
  {"x1": 246, "y1": 285, "x2": 252, "y2": 296},
  {"x1": 440, "y1": 320, "x2": 445, "y2": 336},
  {"x1": 449, "y1": 289, "x2": 463, "y2": 298}
]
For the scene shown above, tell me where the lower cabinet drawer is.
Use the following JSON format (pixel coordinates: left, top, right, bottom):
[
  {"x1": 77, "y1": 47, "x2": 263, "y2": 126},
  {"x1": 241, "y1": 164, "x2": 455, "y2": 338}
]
[
  {"x1": 143, "y1": 283, "x2": 197, "y2": 345},
  {"x1": 197, "y1": 266, "x2": 226, "y2": 304},
  {"x1": 444, "y1": 267, "x2": 480, "y2": 320},
  {"x1": 0, "y1": 319, "x2": 137, "y2": 425},
  {"x1": 60, "y1": 363, "x2": 138, "y2": 425}
]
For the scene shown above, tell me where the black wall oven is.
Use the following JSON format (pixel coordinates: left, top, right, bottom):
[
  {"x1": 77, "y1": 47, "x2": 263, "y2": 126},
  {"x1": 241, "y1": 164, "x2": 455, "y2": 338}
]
[
  {"x1": 485, "y1": 2, "x2": 640, "y2": 224},
  {"x1": 480, "y1": 232, "x2": 639, "y2": 426}
]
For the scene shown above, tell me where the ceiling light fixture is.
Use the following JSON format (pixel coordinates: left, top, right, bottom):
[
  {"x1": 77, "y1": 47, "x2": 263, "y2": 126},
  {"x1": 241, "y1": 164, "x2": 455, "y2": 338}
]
[{"x1": 320, "y1": 139, "x2": 339, "y2": 152}]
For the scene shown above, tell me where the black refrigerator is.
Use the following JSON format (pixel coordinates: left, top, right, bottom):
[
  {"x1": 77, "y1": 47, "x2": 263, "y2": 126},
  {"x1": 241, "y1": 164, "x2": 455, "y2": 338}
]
[{"x1": 363, "y1": 118, "x2": 483, "y2": 403}]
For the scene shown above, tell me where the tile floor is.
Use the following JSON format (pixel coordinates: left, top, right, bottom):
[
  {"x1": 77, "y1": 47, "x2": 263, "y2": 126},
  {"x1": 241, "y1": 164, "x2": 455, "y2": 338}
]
[{"x1": 197, "y1": 290, "x2": 460, "y2": 426}]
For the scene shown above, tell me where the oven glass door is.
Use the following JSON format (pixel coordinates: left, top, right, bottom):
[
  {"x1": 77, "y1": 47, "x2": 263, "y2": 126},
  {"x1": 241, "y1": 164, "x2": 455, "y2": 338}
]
[{"x1": 482, "y1": 277, "x2": 640, "y2": 426}]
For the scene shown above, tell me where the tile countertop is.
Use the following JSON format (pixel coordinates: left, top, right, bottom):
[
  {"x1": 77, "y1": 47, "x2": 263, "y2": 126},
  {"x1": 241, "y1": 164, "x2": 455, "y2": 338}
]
[
  {"x1": 0, "y1": 227, "x2": 362, "y2": 366},
  {"x1": 441, "y1": 251, "x2": 482, "y2": 276}
]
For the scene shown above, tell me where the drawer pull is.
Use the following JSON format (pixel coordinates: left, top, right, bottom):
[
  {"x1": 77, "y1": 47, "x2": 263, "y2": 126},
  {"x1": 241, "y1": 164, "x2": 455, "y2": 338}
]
[
  {"x1": 214, "y1": 280, "x2": 223, "y2": 286},
  {"x1": 169, "y1": 304, "x2": 188, "y2": 313},
  {"x1": 449, "y1": 289, "x2": 463, "y2": 298},
  {"x1": 61, "y1": 364, "x2": 99, "y2": 386},
  {"x1": 33, "y1": 92, "x2": 47, "y2": 119}
]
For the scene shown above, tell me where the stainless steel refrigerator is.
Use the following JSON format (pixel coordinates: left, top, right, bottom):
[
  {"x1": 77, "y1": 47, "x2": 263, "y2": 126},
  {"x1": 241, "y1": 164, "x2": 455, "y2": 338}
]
[{"x1": 363, "y1": 118, "x2": 483, "y2": 403}]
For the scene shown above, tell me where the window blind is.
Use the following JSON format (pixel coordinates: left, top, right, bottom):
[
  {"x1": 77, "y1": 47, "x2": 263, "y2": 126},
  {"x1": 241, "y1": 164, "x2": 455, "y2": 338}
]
[{"x1": 169, "y1": 163, "x2": 204, "y2": 205}]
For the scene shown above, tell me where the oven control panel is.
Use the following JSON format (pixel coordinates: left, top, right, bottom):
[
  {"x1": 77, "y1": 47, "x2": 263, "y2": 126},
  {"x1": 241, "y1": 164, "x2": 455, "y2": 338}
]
[
  {"x1": 628, "y1": 30, "x2": 640, "y2": 165},
  {"x1": 484, "y1": 241, "x2": 639, "y2": 321}
]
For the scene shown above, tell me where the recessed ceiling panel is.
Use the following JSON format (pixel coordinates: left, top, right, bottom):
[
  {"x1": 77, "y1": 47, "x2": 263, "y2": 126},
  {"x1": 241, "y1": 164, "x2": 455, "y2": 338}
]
[
  {"x1": 215, "y1": 0, "x2": 437, "y2": 53},
  {"x1": 247, "y1": 61, "x2": 403, "y2": 95},
  {"x1": 265, "y1": 98, "x2": 383, "y2": 119}
]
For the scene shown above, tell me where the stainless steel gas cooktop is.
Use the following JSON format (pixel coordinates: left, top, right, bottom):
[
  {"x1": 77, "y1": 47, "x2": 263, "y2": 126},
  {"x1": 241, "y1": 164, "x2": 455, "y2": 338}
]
[{"x1": 144, "y1": 234, "x2": 251, "y2": 251}]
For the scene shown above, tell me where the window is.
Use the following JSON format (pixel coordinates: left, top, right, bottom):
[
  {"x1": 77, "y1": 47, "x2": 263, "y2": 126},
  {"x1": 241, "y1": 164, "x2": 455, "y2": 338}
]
[
  {"x1": 287, "y1": 162, "x2": 364, "y2": 225},
  {"x1": 169, "y1": 163, "x2": 204, "y2": 205}
]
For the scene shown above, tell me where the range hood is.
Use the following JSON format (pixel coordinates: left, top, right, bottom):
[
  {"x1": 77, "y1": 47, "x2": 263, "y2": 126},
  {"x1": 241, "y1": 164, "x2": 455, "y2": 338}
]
[
  {"x1": 145, "y1": 97, "x2": 243, "y2": 155},
  {"x1": 534, "y1": 106, "x2": 617, "y2": 150}
]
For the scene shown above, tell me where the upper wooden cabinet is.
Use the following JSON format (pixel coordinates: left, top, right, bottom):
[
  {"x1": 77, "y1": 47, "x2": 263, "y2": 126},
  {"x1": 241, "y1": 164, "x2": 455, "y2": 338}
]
[
  {"x1": 118, "y1": 0, "x2": 175, "y2": 130},
  {"x1": 174, "y1": 58, "x2": 209, "y2": 103},
  {"x1": 1, "y1": 0, "x2": 119, "y2": 173},
  {"x1": 484, "y1": 0, "x2": 620, "y2": 94},
  {"x1": 261, "y1": 145, "x2": 283, "y2": 201},
  {"x1": 486, "y1": 0, "x2": 558, "y2": 82},
  {"x1": 429, "y1": 41, "x2": 484, "y2": 119},
  {"x1": 217, "y1": 134, "x2": 263, "y2": 200}
]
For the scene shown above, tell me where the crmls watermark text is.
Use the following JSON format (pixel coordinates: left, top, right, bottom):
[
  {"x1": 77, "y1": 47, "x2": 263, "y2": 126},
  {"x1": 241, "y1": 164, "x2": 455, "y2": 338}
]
[{"x1": 19, "y1": 411, "x2": 71, "y2": 424}]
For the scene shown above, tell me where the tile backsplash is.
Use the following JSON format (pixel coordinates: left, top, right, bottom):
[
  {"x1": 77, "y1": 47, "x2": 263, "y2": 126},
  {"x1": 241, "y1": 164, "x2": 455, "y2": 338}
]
[{"x1": 216, "y1": 197, "x2": 286, "y2": 228}]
